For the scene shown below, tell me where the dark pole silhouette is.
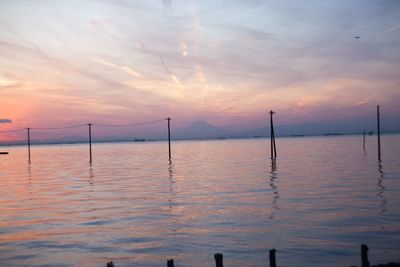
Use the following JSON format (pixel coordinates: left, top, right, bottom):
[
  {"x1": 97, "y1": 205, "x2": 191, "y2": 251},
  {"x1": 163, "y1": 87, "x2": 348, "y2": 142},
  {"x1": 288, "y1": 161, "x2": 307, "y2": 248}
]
[
  {"x1": 27, "y1": 128, "x2": 31, "y2": 162},
  {"x1": 363, "y1": 129, "x2": 366, "y2": 152},
  {"x1": 214, "y1": 253, "x2": 223, "y2": 267},
  {"x1": 269, "y1": 111, "x2": 277, "y2": 159},
  {"x1": 167, "y1": 117, "x2": 171, "y2": 160},
  {"x1": 269, "y1": 249, "x2": 277, "y2": 267},
  {"x1": 377, "y1": 105, "x2": 381, "y2": 161},
  {"x1": 167, "y1": 259, "x2": 174, "y2": 267},
  {"x1": 88, "y1": 123, "x2": 92, "y2": 163},
  {"x1": 361, "y1": 244, "x2": 370, "y2": 267}
]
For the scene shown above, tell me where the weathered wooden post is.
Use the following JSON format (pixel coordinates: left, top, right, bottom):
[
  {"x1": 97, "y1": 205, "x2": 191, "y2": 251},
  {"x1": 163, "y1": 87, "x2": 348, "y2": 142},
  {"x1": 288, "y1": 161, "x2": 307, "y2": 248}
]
[
  {"x1": 269, "y1": 111, "x2": 277, "y2": 159},
  {"x1": 361, "y1": 244, "x2": 370, "y2": 267},
  {"x1": 214, "y1": 253, "x2": 223, "y2": 267},
  {"x1": 27, "y1": 128, "x2": 31, "y2": 162},
  {"x1": 363, "y1": 129, "x2": 366, "y2": 152},
  {"x1": 167, "y1": 259, "x2": 174, "y2": 267},
  {"x1": 167, "y1": 117, "x2": 171, "y2": 160},
  {"x1": 88, "y1": 123, "x2": 92, "y2": 163},
  {"x1": 269, "y1": 249, "x2": 277, "y2": 267},
  {"x1": 377, "y1": 105, "x2": 381, "y2": 161}
]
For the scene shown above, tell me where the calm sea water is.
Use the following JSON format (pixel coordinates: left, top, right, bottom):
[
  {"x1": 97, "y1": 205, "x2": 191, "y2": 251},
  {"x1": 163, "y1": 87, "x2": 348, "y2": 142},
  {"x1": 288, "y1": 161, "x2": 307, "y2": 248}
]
[{"x1": 0, "y1": 135, "x2": 399, "y2": 267}]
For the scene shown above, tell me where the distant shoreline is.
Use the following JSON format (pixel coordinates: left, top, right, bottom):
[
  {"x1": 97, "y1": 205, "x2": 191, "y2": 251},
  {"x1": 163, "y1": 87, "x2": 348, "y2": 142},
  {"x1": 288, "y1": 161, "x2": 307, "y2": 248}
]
[{"x1": 1, "y1": 132, "x2": 399, "y2": 147}]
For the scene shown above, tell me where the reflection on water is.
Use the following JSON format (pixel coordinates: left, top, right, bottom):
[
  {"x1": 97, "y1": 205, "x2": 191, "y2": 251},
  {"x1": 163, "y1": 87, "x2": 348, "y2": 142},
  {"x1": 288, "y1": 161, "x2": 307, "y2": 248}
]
[
  {"x1": 377, "y1": 161, "x2": 386, "y2": 214},
  {"x1": 269, "y1": 158, "x2": 279, "y2": 220},
  {"x1": 168, "y1": 160, "x2": 176, "y2": 210},
  {"x1": 26, "y1": 162, "x2": 32, "y2": 198},
  {"x1": 89, "y1": 163, "x2": 94, "y2": 186},
  {"x1": 0, "y1": 136, "x2": 400, "y2": 267}
]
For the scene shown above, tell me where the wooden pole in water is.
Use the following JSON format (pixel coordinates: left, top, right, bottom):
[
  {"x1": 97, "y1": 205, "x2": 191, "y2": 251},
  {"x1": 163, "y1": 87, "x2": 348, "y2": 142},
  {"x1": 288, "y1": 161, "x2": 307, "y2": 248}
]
[
  {"x1": 167, "y1": 117, "x2": 171, "y2": 160},
  {"x1": 361, "y1": 244, "x2": 370, "y2": 267},
  {"x1": 270, "y1": 111, "x2": 273, "y2": 159},
  {"x1": 27, "y1": 128, "x2": 31, "y2": 162},
  {"x1": 269, "y1": 111, "x2": 277, "y2": 159},
  {"x1": 377, "y1": 105, "x2": 381, "y2": 161},
  {"x1": 214, "y1": 253, "x2": 223, "y2": 267},
  {"x1": 269, "y1": 249, "x2": 277, "y2": 267},
  {"x1": 167, "y1": 259, "x2": 174, "y2": 267},
  {"x1": 88, "y1": 123, "x2": 92, "y2": 163},
  {"x1": 363, "y1": 129, "x2": 366, "y2": 152}
]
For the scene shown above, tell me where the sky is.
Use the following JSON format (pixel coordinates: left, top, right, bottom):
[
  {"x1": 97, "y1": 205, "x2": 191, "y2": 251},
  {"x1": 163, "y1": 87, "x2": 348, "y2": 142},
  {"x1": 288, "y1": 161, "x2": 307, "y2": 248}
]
[{"x1": 1, "y1": 0, "x2": 400, "y2": 141}]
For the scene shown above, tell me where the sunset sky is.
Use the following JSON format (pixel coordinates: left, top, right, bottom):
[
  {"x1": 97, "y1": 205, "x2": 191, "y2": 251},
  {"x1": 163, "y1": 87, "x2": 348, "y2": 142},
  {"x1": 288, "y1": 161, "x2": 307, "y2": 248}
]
[{"x1": 1, "y1": 0, "x2": 400, "y2": 140}]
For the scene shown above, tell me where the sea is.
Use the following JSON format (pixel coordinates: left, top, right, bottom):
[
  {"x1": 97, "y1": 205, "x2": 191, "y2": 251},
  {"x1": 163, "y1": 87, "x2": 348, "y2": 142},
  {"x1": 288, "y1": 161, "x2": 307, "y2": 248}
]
[{"x1": 1, "y1": 135, "x2": 399, "y2": 267}]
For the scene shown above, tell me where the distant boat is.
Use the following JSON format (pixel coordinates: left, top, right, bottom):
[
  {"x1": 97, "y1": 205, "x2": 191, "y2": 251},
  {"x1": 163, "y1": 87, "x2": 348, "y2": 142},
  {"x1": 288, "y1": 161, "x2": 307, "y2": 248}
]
[
  {"x1": 134, "y1": 138, "x2": 146, "y2": 142},
  {"x1": 0, "y1": 152, "x2": 9, "y2": 155},
  {"x1": 323, "y1": 133, "x2": 342, "y2": 136}
]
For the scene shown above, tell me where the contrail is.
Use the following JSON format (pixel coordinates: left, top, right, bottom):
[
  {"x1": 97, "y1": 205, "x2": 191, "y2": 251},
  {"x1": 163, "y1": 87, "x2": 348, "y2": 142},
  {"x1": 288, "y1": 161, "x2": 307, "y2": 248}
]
[
  {"x1": 159, "y1": 55, "x2": 181, "y2": 84},
  {"x1": 0, "y1": 19, "x2": 66, "y2": 72}
]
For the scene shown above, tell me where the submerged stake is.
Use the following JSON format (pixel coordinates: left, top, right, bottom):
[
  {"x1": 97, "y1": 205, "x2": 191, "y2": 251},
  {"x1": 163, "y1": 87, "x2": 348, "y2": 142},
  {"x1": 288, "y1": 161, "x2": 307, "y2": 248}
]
[
  {"x1": 167, "y1": 259, "x2": 174, "y2": 267},
  {"x1": 214, "y1": 253, "x2": 223, "y2": 267},
  {"x1": 361, "y1": 244, "x2": 370, "y2": 267},
  {"x1": 269, "y1": 249, "x2": 277, "y2": 267}
]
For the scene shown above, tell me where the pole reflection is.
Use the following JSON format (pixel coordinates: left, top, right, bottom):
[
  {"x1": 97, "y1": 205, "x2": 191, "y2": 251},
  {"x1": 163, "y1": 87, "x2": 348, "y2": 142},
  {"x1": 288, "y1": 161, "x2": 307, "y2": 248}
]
[
  {"x1": 377, "y1": 160, "x2": 386, "y2": 214},
  {"x1": 269, "y1": 158, "x2": 280, "y2": 220},
  {"x1": 27, "y1": 161, "x2": 33, "y2": 198},
  {"x1": 168, "y1": 159, "x2": 176, "y2": 210},
  {"x1": 89, "y1": 162, "x2": 94, "y2": 186}
]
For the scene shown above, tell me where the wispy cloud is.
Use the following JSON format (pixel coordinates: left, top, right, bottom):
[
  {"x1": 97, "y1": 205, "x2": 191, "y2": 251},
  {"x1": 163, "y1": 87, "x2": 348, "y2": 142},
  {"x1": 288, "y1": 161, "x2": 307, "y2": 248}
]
[
  {"x1": 0, "y1": 0, "x2": 399, "y2": 136},
  {"x1": 159, "y1": 56, "x2": 181, "y2": 84},
  {"x1": 385, "y1": 23, "x2": 400, "y2": 33},
  {"x1": 0, "y1": 119, "x2": 12, "y2": 123},
  {"x1": 95, "y1": 58, "x2": 142, "y2": 77}
]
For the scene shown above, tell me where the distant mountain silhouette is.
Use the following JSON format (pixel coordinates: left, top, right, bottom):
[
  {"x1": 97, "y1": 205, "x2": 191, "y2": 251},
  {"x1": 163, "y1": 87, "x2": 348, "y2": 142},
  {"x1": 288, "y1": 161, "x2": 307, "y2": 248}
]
[{"x1": 174, "y1": 120, "x2": 227, "y2": 139}]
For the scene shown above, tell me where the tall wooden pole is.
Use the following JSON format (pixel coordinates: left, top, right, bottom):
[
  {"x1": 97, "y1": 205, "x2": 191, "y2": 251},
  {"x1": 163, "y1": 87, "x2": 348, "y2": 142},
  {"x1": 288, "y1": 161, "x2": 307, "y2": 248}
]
[
  {"x1": 377, "y1": 105, "x2": 381, "y2": 161},
  {"x1": 88, "y1": 123, "x2": 92, "y2": 163},
  {"x1": 270, "y1": 112, "x2": 273, "y2": 159},
  {"x1": 27, "y1": 128, "x2": 31, "y2": 162},
  {"x1": 269, "y1": 111, "x2": 277, "y2": 159},
  {"x1": 167, "y1": 118, "x2": 171, "y2": 160}
]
